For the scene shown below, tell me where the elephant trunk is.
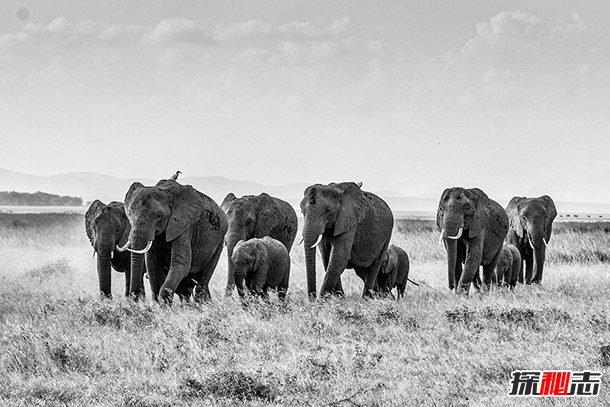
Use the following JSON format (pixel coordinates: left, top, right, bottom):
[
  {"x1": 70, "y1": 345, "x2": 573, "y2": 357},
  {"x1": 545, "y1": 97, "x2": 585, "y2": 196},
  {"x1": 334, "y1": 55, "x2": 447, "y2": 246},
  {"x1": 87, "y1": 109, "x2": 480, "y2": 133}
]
[
  {"x1": 530, "y1": 231, "x2": 546, "y2": 283},
  {"x1": 443, "y1": 215, "x2": 463, "y2": 291},
  {"x1": 96, "y1": 255, "x2": 112, "y2": 298},
  {"x1": 225, "y1": 232, "x2": 245, "y2": 296},
  {"x1": 128, "y1": 232, "x2": 148, "y2": 299},
  {"x1": 302, "y1": 216, "x2": 325, "y2": 300},
  {"x1": 445, "y1": 238, "x2": 458, "y2": 290}
]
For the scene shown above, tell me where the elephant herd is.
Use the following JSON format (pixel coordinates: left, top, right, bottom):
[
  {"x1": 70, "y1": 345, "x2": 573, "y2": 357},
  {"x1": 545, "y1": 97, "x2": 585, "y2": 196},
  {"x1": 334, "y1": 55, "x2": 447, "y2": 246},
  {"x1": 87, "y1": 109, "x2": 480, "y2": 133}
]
[
  {"x1": 85, "y1": 175, "x2": 556, "y2": 303},
  {"x1": 437, "y1": 187, "x2": 557, "y2": 294}
]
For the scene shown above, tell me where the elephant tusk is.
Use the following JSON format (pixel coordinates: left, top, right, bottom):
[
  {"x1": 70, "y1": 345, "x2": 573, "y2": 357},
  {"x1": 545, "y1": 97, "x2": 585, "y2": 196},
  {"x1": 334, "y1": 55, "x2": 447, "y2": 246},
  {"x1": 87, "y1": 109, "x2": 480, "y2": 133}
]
[
  {"x1": 110, "y1": 251, "x2": 114, "y2": 259},
  {"x1": 116, "y1": 241, "x2": 130, "y2": 252},
  {"x1": 92, "y1": 249, "x2": 96, "y2": 259},
  {"x1": 528, "y1": 237, "x2": 535, "y2": 250},
  {"x1": 543, "y1": 238, "x2": 548, "y2": 248},
  {"x1": 447, "y1": 228, "x2": 463, "y2": 240},
  {"x1": 310, "y1": 234, "x2": 323, "y2": 249},
  {"x1": 297, "y1": 236, "x2": 304, "y2": 246},
  {"x1": 439, "y1": 229, "x2": 444, "y2": 245},
  {"x1": 126, "y1": 241, "x2": 153, "y2": 254}
]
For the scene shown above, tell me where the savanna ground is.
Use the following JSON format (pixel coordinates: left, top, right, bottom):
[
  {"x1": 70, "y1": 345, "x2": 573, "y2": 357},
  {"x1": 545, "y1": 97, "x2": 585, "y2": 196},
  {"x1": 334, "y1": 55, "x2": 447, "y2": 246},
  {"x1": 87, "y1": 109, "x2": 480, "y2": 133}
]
[{"x1": 0, "y1": 213, "x2": 609, "y2": 406}]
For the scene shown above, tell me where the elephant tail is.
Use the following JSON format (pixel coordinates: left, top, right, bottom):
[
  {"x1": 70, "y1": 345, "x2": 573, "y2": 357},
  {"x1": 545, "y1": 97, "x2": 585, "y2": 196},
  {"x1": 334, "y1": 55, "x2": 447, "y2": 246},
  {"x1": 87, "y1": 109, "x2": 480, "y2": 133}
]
[{"x1": 407, "y1": 278, "x2": 420, "y2": 286}]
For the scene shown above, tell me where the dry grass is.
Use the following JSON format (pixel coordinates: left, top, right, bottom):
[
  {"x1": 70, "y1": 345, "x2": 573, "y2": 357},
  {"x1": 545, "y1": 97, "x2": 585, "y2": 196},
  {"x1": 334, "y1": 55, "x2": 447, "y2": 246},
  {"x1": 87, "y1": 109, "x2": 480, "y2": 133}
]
[{"x1": 0, "y1": 214, "x2": 608, "y2": 406}]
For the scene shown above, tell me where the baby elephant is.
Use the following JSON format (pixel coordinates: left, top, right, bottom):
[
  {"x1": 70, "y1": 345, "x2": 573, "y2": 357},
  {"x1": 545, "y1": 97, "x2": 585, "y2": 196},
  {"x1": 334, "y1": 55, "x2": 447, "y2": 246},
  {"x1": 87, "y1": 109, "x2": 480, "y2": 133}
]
[
  {"x1": 232, "y1": 236, "x2": 290, "y2": 300},
  {"x1": 376, "y1": 244, "x2": 415, "y2": 299},
  {"x1": 494, "y1": 244, "x2": 522, "y2": 288}
]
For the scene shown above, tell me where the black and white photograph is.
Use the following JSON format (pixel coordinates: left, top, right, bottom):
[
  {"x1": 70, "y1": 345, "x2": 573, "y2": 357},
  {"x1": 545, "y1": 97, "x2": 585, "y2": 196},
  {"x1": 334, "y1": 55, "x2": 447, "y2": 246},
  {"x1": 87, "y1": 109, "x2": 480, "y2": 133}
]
[{"x1": 0, "y1": 1, "x2": 608, "y2": 405}]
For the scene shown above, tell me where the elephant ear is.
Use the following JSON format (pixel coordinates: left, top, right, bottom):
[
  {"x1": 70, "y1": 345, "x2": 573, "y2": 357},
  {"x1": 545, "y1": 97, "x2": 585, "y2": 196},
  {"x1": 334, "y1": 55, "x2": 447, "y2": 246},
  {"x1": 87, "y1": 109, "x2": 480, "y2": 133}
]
[
  {"x1": 109, "y1": 202, "x2": 130, "y2": 246},
  {"x1": 384, "y1": 247, "x2": 398, "y2": 274},
  {"x1": 124, "y1": 182, "x2": 145, "y2": 210},
  {"x1": 85, "y1": 200, "x2": 105, "y2": 246},
  {"x1": 506, "y1": 196, "x2": 525, "y2": 238},
  {"x1": 256, "y1": 193, "x2": 280, "y2": 234},
  {"x1": 436, "y1": 188, "x2": 450, "y2": 231},
  {"x1": 166, "y1": 184, "x2": 207, "y2": 242},
  {"x1": 254, "y1": 240, "x2": 268, "y2": 273},
  {"x1": 221, "y1": 193, "x2": 236, "y2": 212},
  {"x1": 334, "y1": 183, "x2": 369, "y2": 236},
  {"x1": 541, "y1": 195, "x2": 557, "y2": 242},
  {"x1": 466, "y1": 188, "x2": 489, "y2": 238}
]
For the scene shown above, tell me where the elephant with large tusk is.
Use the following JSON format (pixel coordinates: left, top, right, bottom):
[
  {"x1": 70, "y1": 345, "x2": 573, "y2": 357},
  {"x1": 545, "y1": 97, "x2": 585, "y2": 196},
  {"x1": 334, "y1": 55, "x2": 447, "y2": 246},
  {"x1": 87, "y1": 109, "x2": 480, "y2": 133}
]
[
  {"x1": 300, "y1": 182, "x2": 393, "y2": 299},
  {"x1": 506, "y1": 195, "x2": 557, "y2": 285},
  {"x1": 436, "y1": 187, "x2": 509, "y2": 294},
  {"x1": 220, "y1": 192, "x2": 297, "y2": 297},
  {"x1": 85, "y1": 200, "x2": 145, "y2": 299},
  {"x1": 123, "y1": 178, "x2": 228, "y2": 303}
]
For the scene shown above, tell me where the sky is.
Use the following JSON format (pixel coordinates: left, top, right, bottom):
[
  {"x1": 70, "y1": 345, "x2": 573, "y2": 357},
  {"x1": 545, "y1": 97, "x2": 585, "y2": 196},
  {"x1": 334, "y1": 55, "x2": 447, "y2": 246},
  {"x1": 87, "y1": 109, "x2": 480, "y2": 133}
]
[{"x1": 0, "y1": 1, "x2": 609, "y2": 200}]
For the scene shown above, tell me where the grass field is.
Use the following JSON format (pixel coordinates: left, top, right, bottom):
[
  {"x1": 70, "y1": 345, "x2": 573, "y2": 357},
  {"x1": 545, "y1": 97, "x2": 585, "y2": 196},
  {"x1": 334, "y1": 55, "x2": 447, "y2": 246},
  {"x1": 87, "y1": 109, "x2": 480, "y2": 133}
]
[{"x1": 0, "y1": 213, "x2": 608, "y2": 406}]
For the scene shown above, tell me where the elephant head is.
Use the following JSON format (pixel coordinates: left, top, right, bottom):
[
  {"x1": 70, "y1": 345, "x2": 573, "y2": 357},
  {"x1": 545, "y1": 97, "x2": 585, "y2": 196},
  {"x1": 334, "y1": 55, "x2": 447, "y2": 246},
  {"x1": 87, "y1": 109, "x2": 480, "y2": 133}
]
[
  {"x1": 231, "y1": 239, "x2": 268, "y2": 297},
  {"x1": 377, "y1": 246, "x2": 399, "y2": 294},
  {"x1": 506, "y1": 195, "x2": 557, "y2": 283},
  {"x1": 436, "y1": 187, "x2": 488, "y2": 290},
  {"x1": 85, "y1": 200, "x2": 129, "y2": 297},
  {"x1": 122, "y1": 179, "x2": 208, "y2": 297},
  {"x1": 300, "y1": 182, "x2": 369, "y2": 298}
]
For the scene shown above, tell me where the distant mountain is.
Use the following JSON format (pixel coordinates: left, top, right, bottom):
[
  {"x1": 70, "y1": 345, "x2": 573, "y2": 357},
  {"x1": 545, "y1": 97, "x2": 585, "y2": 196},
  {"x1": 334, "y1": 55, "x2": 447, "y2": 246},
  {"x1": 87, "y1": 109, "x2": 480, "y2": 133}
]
[
  {"x1": 1, "y1": 168, "x2": 609, "y2": 215},
  {"x1": 0, "y1": 169, "x2": 406, "y2": 208}
]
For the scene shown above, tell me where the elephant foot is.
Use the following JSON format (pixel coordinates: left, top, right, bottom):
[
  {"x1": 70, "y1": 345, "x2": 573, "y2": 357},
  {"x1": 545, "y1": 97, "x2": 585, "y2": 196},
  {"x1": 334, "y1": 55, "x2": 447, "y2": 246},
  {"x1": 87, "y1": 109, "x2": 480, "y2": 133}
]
[{"x1": 159, "y1": 287, "x2": 174, "y2": 305}]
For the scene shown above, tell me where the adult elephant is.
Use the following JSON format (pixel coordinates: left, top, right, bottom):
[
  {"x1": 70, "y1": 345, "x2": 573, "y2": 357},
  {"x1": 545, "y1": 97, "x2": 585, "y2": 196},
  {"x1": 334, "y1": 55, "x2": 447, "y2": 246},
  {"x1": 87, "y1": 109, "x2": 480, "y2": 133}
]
[
  {"x1": 506, "y1": 195, "x2": 557, "y2": 284},
  {"x1": 85, "y1": 200, "x2": 144, "y2": 298},
  {"x1": 300, "y1": 182, "x2": 393, "y2": 299},
  {"x1": 220, "y1": 192, "x2": 297, "y2": 297},
  {"x1": 119, "y1": 179, "x2": 228, "y2": 303},
  {"x1": 436, "y1": 187, "x2": 508, "y2": 294}
]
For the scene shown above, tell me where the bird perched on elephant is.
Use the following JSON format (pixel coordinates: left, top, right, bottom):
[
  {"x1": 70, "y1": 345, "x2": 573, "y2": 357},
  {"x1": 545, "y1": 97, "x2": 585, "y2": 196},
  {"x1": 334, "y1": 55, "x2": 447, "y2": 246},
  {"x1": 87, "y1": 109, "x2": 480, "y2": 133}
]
[
  {"x1": 119, "y1": 178, "x2": 228, "y2": 304},
  {"x1": 85, "y1": 200, "x2": 144, "y2": 298},
  {"x1": 375, "y1": 244, "x2": 418, "y2": 299},
  {"x1": 437, "y1": 187, "x2": 509, "y2": 294},
  {"x1": 300, "y1": 182, "x2": 393, "y2": 299},
  {"x1": 494, "y1": 244, "x2": 521, "y2": 288},
  {"x1": 506, "y1": 195, "x2": 557, "y2": 284},
  {"x1": 220, "y1": 192, "x2": 297, "y2": 297},
  {"x1": 231, "y1": 236, "x2": 290, "y2": 300}
]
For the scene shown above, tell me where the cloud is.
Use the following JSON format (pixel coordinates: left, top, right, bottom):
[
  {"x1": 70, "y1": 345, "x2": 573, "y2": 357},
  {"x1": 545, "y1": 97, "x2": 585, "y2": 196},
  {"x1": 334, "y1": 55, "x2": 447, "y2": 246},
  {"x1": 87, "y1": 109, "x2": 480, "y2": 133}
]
[
  {"x1": 431, "y1": 11, "x2": 610, "y2": 108},
  {"x1": 0, "y1": 17, "x2": 214, "y2": 49},
  {"x1": 142, "y1": 18, "x2": 214, "y2": 46},
  {"x1": 214, "y1": 16, "x2": 350, "y2": 41}
]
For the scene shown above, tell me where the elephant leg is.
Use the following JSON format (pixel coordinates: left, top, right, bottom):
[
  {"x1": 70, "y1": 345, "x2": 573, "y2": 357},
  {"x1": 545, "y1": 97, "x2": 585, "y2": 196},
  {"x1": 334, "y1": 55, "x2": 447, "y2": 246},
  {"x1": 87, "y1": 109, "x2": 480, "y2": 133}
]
[
  {"x1": 483, "y1": 248, "x2": 502, "y2": 289},
  {"x1": 124, "y1": 270, "x2": 131, "y2": 298},
  {"x1": 360, "y1": 249, "x2": 387, "y2": 300},
  {"x1": 472, "y1": 267, "x2": 482, "y2": 290},
  {"x1": 525, "y1": 259, "x2": 534, "y2": 284},
  {"x1": 319, "y1": 234, "x2": 353, "y2": 297},
  {"x1": 145, "y1": 249, "x2": 166, "y2": 302},
  {"x1": 194, "y1": 242, "x2": 224, "y2": 302},
  {"x1": 457, "y1": 239, "x2": 483, "y2": 294},
  {"x1": 319, "y1": 242, "x2": 344, "y2": 296}
]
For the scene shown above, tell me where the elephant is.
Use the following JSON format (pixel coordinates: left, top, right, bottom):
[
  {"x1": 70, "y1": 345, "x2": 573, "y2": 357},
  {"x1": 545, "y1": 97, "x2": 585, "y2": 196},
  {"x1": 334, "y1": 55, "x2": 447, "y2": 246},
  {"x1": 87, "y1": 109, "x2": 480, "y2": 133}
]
[
  {"x1": 300, "y1": 182, "x2": 394, "y2": 299},
  {"x1": 119, "y1": 178, "x2": 228, "y2": 303},
  {"x1": 85, "y1": 200, "x2": 144, "y2": 298},
  {"x1": 506, "y1": 195, "x2": 557, "y2": 284},
  {"x1": 375, "y1": 244, "x2": 417, "y2": 299},
  {"x1": 436, "y1": 187, "x2": 509, "y2": 294},
  {"x1": 231, "y1": 236, "x2": 290, "y2": 300},
  {"x1": 220, "y1": 192, "x2": 297, "y2": 297},
  {"x1": 493, "y1": 244, "x2": 521, "y2": 288}
]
